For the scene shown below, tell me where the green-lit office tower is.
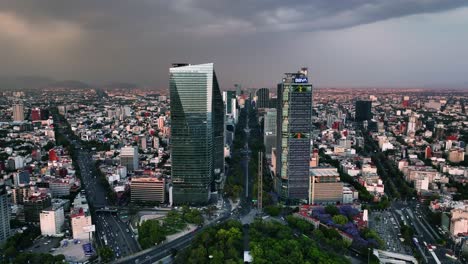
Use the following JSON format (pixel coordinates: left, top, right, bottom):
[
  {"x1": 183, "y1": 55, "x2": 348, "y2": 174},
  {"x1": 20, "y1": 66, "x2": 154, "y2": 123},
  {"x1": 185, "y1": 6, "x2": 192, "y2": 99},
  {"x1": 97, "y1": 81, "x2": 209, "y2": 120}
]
[
  {"x1": 170, "y1": 63, "x2": 224, "y2": 204},
  {"x1": 275, "y1": 67, "x2": 313, "y2": 203}
]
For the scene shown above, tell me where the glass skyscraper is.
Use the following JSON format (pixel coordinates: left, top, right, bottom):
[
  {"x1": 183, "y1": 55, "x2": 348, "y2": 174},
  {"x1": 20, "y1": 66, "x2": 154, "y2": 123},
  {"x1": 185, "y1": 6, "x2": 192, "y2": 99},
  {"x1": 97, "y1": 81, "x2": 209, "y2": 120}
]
[
  {"x1": 170, "y1": 63, "x2": 224, "y2": 204},
  {"x1": 255, "y1": 88, "x2": 270, "y2": 109},
  {"x1": 275, "y1": 68, "x2": 313, "y2": 203}
]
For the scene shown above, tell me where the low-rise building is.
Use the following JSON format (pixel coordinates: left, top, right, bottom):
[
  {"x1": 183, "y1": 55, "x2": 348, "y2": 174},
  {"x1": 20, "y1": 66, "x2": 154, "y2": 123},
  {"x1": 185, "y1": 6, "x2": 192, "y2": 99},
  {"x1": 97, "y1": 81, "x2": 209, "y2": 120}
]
[
  {"x1": 71, "y1": 207, "x2": 93, "y2": 240},
  {"x1": 309, "y1": 167, "x2": 343, "y2": 205},
  {"x1": 39, "y1": 205, "x2": 64, "y2": 236},
  {"x1": 130, "y1": 176, "x2": 165, "y2": 204},
  {"x1": 450, "y1": 206, "x2": 468, "y2": 237}
]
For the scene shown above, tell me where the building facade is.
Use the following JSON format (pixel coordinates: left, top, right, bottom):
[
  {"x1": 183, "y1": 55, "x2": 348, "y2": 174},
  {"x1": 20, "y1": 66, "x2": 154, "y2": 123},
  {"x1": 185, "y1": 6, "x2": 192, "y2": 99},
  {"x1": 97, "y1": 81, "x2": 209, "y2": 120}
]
[
  {"x1": 309, "y1": 167, "x2": 343, "y2": 205},
  {"x1": 275, "y1": 67, "x2": 313, "y2": 202},
  {"x1": 450, "y1": 206, "x2": 468, "y2": 237},
  {"x1": 71, "y1": 208, "x2": 92, "y2": 240},
  {"x1": 355, "y1": 101, "x2": 372, "y2": 122},
  {"x1": 130, "y1": 177, "x2": 165, "y2": 203},
  {"x1": 256, "y1": 88, "x2": 270, "y2": 109},
  {"x1": 120, "y1": 146, "x2": 139, "y2": 172},
  {"x1": 0, "y1": 187, "x2": 10, "y2": 244},
  {"x1": 170, "y1": 63, "x2": 224, "y2": 204},
  {"x1": 264, "y1": 109, "x2": 277, "y2": 158},
  {"x1": 12, "y1": 103, "x2": 24, "y2": 122},
  {"x1": 40, "y1": 205, "x2": 65, "y2": 236},
  {"x1": 24, "y1": 194, "x2": 52, "y2": 223}
]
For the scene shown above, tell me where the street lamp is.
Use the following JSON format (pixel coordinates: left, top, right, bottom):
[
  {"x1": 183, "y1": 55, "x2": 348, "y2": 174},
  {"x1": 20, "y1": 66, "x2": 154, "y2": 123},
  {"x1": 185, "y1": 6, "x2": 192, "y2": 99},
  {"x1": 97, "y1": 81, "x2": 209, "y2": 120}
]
[{"x1": 367, "y1": 248, "x2": 371, "y2": 264}]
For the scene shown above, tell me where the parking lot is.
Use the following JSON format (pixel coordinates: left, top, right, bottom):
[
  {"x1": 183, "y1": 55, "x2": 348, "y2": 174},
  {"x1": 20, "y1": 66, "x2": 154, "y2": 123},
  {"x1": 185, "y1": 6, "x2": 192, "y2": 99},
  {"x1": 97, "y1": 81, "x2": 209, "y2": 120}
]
[
  {"x1": 369, "y1": 210, "x2": 412, "y2": 255},
  {"x1": 25, "y1": 236, "x2": 61, "y2": 254}
]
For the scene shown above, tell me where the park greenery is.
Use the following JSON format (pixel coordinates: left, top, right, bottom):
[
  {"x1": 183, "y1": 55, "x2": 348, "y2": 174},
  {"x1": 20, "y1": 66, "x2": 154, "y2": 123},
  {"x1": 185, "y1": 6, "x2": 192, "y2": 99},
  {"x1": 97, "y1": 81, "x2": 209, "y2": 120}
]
[
  {"x1": 138, "y1": 207, "x2": 204, "y2": 249},
  {"x1": 98, "y1": 246, "x2": 114, "y2": 263},
  {"x1": 249, "y1": 219, "x2": 350, "y2": 264},
  {"x1": 285, "y1": 215, "x2": 315, "y2": 234},
  {"x1": 223, "y1": 107, "x2": 247, "y2": 201},
  {"x1": 263, "y1": 204, "x2": 282, "y2": 216},
  {"x1": 224, "y1": 100, "x2": 273, "y2": 206},
  {"x1": 174, "y1": 220, "x2": 243, "y2": 264}
]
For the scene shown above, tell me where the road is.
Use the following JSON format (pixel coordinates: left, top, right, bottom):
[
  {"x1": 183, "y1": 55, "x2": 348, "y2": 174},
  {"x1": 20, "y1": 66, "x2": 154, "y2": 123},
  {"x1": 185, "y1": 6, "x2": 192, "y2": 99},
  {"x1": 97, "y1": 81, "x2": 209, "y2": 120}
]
[
  {"x1": 73, "y1": 143, "x2": 140, "y2": 259},
  {"x1": 393, "y1": 200, "x2": 460, "y2": 264},
  {"x1": 115, "y1": 208, "x2": 234, "y2": 264}
]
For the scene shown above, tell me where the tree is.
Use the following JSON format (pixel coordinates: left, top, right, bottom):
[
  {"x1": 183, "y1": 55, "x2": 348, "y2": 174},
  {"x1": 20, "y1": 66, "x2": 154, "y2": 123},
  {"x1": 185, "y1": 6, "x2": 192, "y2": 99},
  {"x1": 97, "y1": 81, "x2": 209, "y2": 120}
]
[
  {"x1": 264, "y1": 205, "x2": 281, "y2": 216},
  {"x1": 4, "y1": 246, "x2": 17, "y2": 260},
  {"x1": 325, "y1": 205, "x2": 339, "y2": 216},
  {"x1": 332, "y1": 215, "x2": 348, "y2": 225},
  {"x1": 138, "y1": 219, "x2": 167, "y2": 249},
  {"x1": 99, "y1": 246, "x2": 114, "y2": 263}
]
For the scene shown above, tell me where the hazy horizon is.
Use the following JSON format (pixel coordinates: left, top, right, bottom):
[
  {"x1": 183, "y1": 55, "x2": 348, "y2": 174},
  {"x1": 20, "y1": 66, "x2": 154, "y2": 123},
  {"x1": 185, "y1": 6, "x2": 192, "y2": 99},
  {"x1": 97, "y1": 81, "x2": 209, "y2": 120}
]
[{"x1": 1, "y1": 1, "x2": 468, "y2": 89}]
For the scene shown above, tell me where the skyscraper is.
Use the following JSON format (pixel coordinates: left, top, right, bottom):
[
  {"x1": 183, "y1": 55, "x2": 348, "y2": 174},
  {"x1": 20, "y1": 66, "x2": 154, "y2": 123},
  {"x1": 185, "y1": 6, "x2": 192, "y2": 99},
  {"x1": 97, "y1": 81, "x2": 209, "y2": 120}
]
[
  {"x1": 275, "y1": 67, "x2": 313, "y2": 203},
  {"x1": 264, "y1": 109, "x2": 277, "y2": 158},
  {"x1": 355, "y1": 100, "x2": 372, "y2": 122},
  {"x1": 222, "y1": 90, "x2": 237, "y2": 115},
  {"x1": 256, "y1": 88, "x2": 270, "y2": 109},
  {"x1": 0, "y1": 186, "x2": 10, "y2": 244},
  {"x1": 170, "y1": 63, "x2": 224, "y2": 204},
  {"x1": 12, "y1": 102, "x2": 24, "y2": 122}
]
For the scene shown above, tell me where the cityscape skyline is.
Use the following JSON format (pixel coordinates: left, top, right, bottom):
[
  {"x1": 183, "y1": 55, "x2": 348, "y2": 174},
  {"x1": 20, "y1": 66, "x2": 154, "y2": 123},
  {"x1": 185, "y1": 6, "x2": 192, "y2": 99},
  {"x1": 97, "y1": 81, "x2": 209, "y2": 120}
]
[
  {"x1": 1, "y1": 1, "x2": 468, "y2": 88},
  {"x1": 1, "y1": 1, "x2": 468, "y2": 263}
]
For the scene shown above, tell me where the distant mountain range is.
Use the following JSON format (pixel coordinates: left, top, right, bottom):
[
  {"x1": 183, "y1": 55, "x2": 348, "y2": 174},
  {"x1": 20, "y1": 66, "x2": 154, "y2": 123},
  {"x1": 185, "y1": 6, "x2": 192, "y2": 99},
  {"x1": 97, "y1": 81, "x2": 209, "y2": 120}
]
[
  {"x1": 0, "y1": 76, "x2": 55, "y2": 90},
  {"x1": 100, "y1": 82, "x2": 139, "y2": 90},
  {"x1": 44, "y1": 80, "x2": 92, "y2": 90},
  {"x1": 0, "y1": 76, "x2": 142, "y2": 91}
]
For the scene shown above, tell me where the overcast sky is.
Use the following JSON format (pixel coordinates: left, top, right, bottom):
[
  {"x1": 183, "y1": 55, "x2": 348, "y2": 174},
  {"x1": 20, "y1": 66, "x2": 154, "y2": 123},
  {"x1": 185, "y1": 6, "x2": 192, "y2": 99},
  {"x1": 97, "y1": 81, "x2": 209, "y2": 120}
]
[{"x1": 1, "y1": 0, "x2": 468, "y2": 88}]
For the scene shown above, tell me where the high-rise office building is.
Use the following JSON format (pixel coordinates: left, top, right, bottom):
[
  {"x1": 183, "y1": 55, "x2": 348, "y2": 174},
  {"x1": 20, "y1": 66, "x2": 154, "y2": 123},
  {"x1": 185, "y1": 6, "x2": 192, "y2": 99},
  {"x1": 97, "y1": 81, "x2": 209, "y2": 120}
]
[
  {"x1": 275, "y1": 67, "x2": 313, "y2": 202},
  {"x1": 256, "y1": 88, "x2": 270, "y2": 109},
  {"x1": 264, "y1": 109, "x2": 277, "y2": 158},
  {"x1": 0, "y1": 186, "x2": 10, "y2": 244},
  {"x1": 170, "y1": 63, "x2": 224, "y2": 204},
  {"x1": 120, "y1": 146, "x2": 139, "y2": 172},
  {"x1": 355, "y1": 101, "x2": 372, "y2": 122},
  {"x1": 131, "y1": 176, "x2": 166, "y2": 203},
  {"x1": 12, "y1": 103, "x2": 24, "y2": 122}
]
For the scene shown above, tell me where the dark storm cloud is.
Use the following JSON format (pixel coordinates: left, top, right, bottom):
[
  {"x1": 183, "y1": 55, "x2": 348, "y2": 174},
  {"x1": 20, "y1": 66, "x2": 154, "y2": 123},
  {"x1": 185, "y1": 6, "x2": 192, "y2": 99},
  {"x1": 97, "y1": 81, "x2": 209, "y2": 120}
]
[
  {"x1": 0, "y1": 0, "x2": 467, "y2": 87},
  {"x1": 2, "y1": 0, "x2": 466, "y2": 33}
]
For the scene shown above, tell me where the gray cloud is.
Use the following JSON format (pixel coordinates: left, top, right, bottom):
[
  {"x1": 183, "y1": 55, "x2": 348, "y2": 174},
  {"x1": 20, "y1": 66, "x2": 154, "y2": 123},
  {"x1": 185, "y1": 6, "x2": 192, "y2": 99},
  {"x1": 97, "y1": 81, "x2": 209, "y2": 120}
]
[{"x1": 0, "y1": 0, "x2": 467, "y2": 88}]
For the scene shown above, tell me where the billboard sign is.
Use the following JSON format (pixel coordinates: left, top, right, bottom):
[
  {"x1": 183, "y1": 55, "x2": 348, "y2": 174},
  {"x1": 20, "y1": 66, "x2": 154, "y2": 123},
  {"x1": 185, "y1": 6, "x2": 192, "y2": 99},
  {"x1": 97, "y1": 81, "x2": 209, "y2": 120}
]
[
  {"x1": 294, "y1": 77, "x2": 308, "y2": 83},
  {"x1": 82, "y1": 225, "x2": 96, "y2": 233}
]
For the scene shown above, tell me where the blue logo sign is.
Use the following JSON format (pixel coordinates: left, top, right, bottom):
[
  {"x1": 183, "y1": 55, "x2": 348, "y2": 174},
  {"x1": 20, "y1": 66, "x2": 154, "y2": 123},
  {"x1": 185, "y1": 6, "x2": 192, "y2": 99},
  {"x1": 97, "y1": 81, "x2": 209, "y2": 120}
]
[{"x1": 294, "y1": 77, "x2": 308, "y2": 83}]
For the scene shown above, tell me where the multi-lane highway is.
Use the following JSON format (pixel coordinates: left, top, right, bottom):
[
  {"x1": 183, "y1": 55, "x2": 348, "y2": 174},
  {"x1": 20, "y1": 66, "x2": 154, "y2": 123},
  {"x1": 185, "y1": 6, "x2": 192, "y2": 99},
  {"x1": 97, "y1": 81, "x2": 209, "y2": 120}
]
[
  {"x1": 75, "y1": 148, "x2": 141, "y2": 259},
  {"x1": 393, "y1": 200, "x2": 460, "y2": 264},
  {"x1": 115, "y1": 203, "x2": 233, "y2": 264}
]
